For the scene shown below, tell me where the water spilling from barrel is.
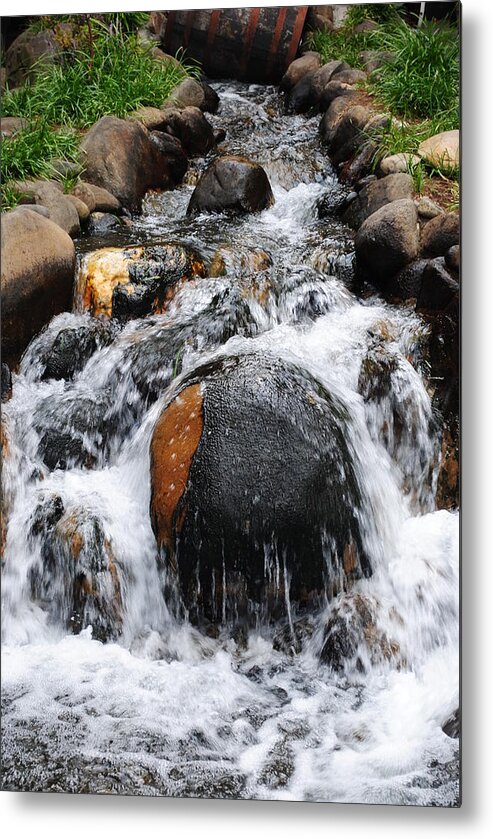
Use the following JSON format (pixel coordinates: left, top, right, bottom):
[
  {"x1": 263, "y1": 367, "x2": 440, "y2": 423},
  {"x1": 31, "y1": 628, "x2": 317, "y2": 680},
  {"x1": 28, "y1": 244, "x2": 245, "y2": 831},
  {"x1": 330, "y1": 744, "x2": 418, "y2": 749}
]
[{"x1": 1, "y1": 83, "x2": 458, "y2": 803}]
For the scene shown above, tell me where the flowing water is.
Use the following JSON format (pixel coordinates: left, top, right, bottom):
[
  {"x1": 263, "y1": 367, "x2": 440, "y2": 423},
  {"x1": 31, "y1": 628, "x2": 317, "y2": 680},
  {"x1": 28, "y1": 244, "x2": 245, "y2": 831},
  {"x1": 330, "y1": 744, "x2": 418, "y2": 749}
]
[{"x1": 1, "y1": 83, "x2": 459, "y2": 804}]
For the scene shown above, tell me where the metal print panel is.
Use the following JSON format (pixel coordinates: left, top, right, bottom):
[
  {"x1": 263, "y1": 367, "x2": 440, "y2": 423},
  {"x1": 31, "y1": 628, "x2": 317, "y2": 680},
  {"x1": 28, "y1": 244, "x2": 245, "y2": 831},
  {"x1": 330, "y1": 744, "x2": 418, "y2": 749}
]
[{"x1": 1, "y1": 2, "x2": 460, "y2": 805}]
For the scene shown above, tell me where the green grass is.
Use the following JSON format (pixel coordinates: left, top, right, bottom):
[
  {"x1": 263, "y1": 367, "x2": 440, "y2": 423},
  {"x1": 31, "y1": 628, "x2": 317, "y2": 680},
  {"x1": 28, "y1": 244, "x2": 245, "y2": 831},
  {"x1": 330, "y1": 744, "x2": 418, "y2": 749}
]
[
  {"x1": 372, "y1": 20, "x2": 459, "y2": 122},
  {"x1": 2, "y1": 30, "x2": 191, "y2": 129},
  {"x1": 345, "y1": 3, "x2": 403, "y2": 28},
  {"x1": 1, "y1": 118, "x2": 80, "y2": 184}
]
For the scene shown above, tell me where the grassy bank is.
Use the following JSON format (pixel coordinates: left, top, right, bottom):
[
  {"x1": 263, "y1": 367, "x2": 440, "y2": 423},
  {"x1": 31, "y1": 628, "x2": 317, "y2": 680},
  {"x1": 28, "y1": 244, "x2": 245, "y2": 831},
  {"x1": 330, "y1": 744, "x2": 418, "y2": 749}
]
[
  {"x1": 1, "y1": 13, "x2": 194, "y2": 210},
  {"x1": 307, "y1": 8, "x2": 459, "y2": 194}
]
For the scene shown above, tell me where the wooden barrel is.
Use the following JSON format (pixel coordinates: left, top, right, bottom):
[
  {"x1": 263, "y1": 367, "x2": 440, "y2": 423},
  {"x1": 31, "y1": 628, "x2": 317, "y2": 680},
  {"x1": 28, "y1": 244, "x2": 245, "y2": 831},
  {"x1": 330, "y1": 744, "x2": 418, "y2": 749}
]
[{"x1": 164, "y1": 6, "x2": 309, "y2": 83}]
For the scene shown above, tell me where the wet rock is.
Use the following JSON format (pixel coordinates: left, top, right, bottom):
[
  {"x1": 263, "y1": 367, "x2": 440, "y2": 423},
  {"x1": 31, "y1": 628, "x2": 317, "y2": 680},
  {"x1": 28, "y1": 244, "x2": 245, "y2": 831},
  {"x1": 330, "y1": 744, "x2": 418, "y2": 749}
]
[
  {"x1": 28, "y1": 495, "x2": 123, "y2": 641},
  {"x1": 258, "y1": 738, "x2": 295, "y2": 789},
  {"x1": 34, "y1": 390, "x2": 116, "y2": 471},
  {"x1": 39, "y1": 321, "x2": 115, "y2": 381},
  {"x1": 149, "y1": 132, "x2": 188, "y2": 184},
  {"x1": 159, "y1": 106, "x2": 216, "y2": 156},
  {"x1": 16, "y1": 180, "x2": 80, "y2": 237},
  {"x1": 120, "y1": 286, "x2": 257, "y2": 406},
  {"x1": 1, "y1": 363, "x2": 12, "y2": 402},
  {"x1": 420, "y1": 213, "x2": 460, "y2": 258},
  {"x1": 377, "y1": 152, "x2": 421, "y2": 177},
  {"x1": 280, "y1": 51, "x2": 321, "y2": 93},
  {"x1": 436, "y1": 427, "x2": 460, "y2": 511},
  {"x1": 416, "y1": 258, "x2": 459, "y2": 311},
  {"x1": 210, "y1": 247, "x2": 272, "y2": 277},
  {"x1": 187, "y1": 155, "x2": 274, "y2": 216},
  {"x1": 445, "y1": 244, "x2": 460, "y2": 274},
  {"x1": 418, "y1": 130, "x2": 459, "y2": 172},
  {"x1": 340, "y1": 147, "x2": 375, "y2": 185},
  {"x1": 81, "y1": 116, "x2": 183, "y2": 213},
  {"x1": 320, "y1": 593, "x2": 400, "y2": 672},
  {"x1": 358, "y1": 344, "x2": 398, "y2": 402},
  {"x1": 287, "y1": 71, "x2": 317, "y2": 114},
  {"x1": 77, "y1": 244, "x2": 206, "y2": 319},
  {"x1": 442, "y1": 708, "x2": 460, "y2": 739},
  {"x1": 86, "y1": 212, "x2": 123, "y2": 236},
  {"x1": 343, "y1": 173, "x2": 414, "y2": 229},
  {"x1": 355, "y1": 199, "x2": 419, "y2": 282},
  {"x1": 1, "y1": 208, "x2": 75, "y2": 368},
  {"x1": 150, "y1": 353, "x2": 372, "y2": 627},
  {"x1": 272, "y1": 617, "x2": 315, "y2": 656},
  {"x1": 166, "y1": 77, "x2": 219, "y2": 113},
  {"x1": 425, "y1": 294, "x2": 459, "y2": 475},
  {"x1": 388, "y1": 259, "x2": 429, "y2": 301},
  {"x1": 71, "y1": 181, "x2": 122, "y2": 214},
  {"x1": 5, "y1": 28, "x2": 59, "y2": 87}
]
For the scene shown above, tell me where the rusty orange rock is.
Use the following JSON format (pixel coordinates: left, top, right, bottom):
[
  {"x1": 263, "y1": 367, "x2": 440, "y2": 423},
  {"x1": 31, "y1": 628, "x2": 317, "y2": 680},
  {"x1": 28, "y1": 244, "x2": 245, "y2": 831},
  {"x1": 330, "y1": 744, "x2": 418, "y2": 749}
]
[{"x1": 150, "y1": 383, "x2": 204, "y2": 553}]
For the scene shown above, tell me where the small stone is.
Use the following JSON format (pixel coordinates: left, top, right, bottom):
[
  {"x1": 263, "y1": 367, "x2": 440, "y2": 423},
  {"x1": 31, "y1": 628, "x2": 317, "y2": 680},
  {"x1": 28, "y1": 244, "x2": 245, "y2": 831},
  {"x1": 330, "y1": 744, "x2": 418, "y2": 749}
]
[
  {"x1": 280, "y1": 52, "x2": 321, "y2": 92},
  {"x1": 378, "y1": 153, "x2": 421, "y2": 177},
  {"x1": 0, "y1": 116, "x2": 28, "y2": 136},
  {"x1": 445, "y1": 244, "x2": 460, "y2": 274},
  {"x1": 416, "y1": 195, "x2": 443, "y2": 219},
  {"x1": 126, "y1": 106, "x2": 169, "y2": 131},
  {"x1": 420, "y1": 212, "x2": 460, "y2": 258},
  {"x1": 65, "y1": 194, "x2": 90, "y2": 222},
  {"x1": 418, "y1": 130, "x2": 459, "y2": 172}
]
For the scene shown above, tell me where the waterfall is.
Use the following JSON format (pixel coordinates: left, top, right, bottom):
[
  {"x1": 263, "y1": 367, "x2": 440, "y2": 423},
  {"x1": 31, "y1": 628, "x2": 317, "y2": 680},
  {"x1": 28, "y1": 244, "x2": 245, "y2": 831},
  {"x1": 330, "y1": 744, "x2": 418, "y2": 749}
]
[{"x1": 1, "y1": 82, "x2": 458, "y2": 804}]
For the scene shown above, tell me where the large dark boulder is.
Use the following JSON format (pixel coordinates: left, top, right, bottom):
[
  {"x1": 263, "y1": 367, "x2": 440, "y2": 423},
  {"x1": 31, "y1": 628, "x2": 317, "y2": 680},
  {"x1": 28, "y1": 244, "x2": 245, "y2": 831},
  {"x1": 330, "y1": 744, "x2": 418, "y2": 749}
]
[
  {"x1": 416, "y1": 258, "x2": 459, "y2": 311},
  {"x1": 286, "y1": 71, "x2": 317, "y2": 114},
  {"x1": 158, "y1": 106, "x2": 216, "y2": 156},
  {"x1": 324, "y1": 105, "x2": 374, "y2": 165},
  {"x1": 280, "y1": 52, "x2": 321, "y2": 92},
  {"x1": 1, "y1": 208, "x2": 75, "y2": 368},
  {"x1": 187, "y1": 155, "x2": 274, "y2": 216},
  {"x1": 420, "y1": 212, "x2": 460, "y2": 258},
  {"x1": 80, "y1": 116, "x2": 185, "y2": 213},
  {"x1": 150, "y1": 353, "x2": 372, "y2": 627},
  {"x1": 343, "y1": 173, "x2": 414, "y2": 229},
  {"x1": 37, "y1": 321, "x2": 115, "y2": 381},
  {"x1": 355, "y1": 199, "x2": 419, "y2": 283},
  {"x1": 165, "y1": 77, "x2": 220, "y2": 113},
  {"x1": 319, "y1": 94, "x2": 361, "y2": 146}
]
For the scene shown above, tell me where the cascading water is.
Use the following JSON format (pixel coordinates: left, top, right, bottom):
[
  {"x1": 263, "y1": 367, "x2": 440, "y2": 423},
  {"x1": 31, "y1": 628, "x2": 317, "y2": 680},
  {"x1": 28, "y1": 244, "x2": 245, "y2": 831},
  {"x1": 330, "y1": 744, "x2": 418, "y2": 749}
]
[{"x1": 1, "y1": 83, "x2": 459, "y2": 804}]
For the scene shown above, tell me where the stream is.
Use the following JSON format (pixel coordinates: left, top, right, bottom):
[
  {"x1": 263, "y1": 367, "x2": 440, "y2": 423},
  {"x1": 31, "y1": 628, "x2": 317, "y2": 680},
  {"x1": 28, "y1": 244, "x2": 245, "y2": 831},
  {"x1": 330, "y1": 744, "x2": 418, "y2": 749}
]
[{"x1": 1, "y1": 82, "x2": 459, "y2": 804}]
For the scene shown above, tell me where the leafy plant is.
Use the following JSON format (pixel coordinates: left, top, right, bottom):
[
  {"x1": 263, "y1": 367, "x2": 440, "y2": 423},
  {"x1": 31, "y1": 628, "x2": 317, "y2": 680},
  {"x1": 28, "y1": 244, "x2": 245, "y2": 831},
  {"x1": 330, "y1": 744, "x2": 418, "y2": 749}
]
[
  {"x1": 2, "y1": 29, "x2": 192, "y2": 129},
  {"x1": 345, "y1": 3, "x2": 403, "y2": 28},
  {"x1": 1, "y1": 118, "x2": 80, "y2": 184},
  {"x1": 372, "y1": 19, "x2": 459, "y2": 121}
]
